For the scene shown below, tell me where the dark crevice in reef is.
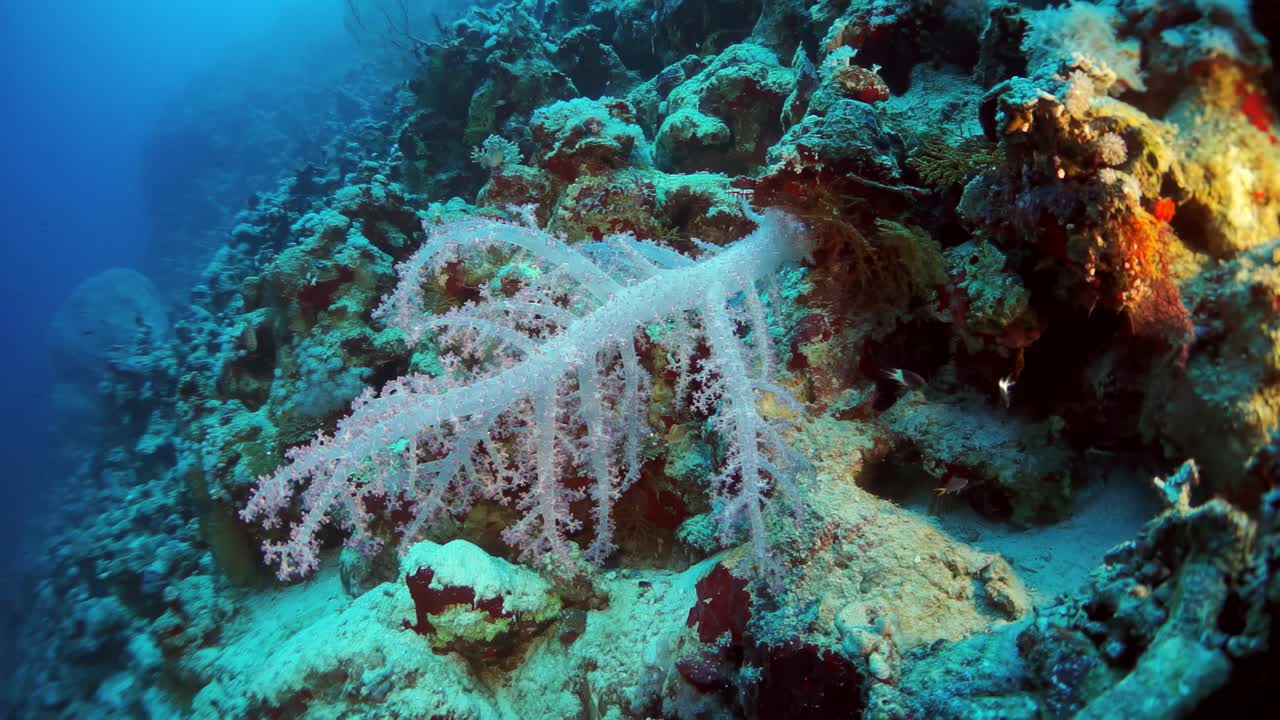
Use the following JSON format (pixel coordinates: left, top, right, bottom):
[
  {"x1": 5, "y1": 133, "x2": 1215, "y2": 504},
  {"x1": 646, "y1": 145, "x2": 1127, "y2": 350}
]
[{"x1": 1253, "y1": 0, "x2": 1280, "y2": 103}]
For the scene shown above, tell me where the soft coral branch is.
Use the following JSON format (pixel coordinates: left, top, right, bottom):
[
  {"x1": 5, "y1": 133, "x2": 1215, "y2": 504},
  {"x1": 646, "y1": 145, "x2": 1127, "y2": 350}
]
[{"x1": 241, "y1": 207, "x2": 814, "y2": 580}]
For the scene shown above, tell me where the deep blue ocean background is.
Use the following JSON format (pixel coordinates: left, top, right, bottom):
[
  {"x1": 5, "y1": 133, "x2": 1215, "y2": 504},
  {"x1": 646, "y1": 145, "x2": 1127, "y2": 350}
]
[
  {"x1": 0, "y1": 4, "x2": 469, "y2": 707},
  {"x1": 0, "y1": 0, "x2": 384, "y2": 599}
]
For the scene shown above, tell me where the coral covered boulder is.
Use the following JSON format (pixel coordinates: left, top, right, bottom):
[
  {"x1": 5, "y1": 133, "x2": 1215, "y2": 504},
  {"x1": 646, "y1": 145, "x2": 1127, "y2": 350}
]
[
  {"x1": 401, "y1": 540, "x2": 563, "y2": 661},
  {"x1": 1144, "y1": 240, "x2": 1280, "y2": 506},
  {"x1": 530, "y1": 97, "x2": 649, "y2": 181},
  {"x1": 656, "y1": 43, "x2": 795, "y2": 173}
]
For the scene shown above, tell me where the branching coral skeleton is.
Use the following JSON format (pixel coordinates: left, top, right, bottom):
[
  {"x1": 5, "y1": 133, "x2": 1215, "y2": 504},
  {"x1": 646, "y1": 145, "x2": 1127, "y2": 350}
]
[{"x1": 241, "y1": 204, "x2": 815, "y2": 580}]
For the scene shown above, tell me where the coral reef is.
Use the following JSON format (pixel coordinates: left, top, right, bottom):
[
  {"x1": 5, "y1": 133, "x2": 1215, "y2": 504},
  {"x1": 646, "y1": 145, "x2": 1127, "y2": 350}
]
[{"x1": 15, "y1": 0, "x2": 1280, "y2": 718}]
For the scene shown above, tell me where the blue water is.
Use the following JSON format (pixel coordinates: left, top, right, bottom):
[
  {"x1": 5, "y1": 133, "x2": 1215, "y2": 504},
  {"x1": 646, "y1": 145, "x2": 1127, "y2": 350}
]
[{"x1": 0, "y1": 0, "x2": 360, "y2": 628}]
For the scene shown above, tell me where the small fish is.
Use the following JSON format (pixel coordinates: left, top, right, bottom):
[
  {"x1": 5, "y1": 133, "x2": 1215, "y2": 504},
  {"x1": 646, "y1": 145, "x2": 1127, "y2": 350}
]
[
  {"x1": 998, "y1": 375, "x2": 1015, "y2": 407},
  {"x1": 884, "y1": 368, "x2": 926, "y2": 391},
  {"x1": 934, "y1": 474, "x2": 970, "y2": 496}
]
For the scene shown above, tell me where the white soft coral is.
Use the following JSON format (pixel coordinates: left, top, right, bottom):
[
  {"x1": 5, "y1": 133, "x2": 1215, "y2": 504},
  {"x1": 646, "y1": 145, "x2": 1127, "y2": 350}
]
[
  {"x1": 1023, "y1": 1, "x2": 1147, "y2": 93},
  {"x1": 242, "y1": 206, "x2": 813, "y2": 580}
]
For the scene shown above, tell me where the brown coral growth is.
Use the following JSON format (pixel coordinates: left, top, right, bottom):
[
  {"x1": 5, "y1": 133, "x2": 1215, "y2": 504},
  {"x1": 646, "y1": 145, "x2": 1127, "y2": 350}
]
[{"x1": 1112, "y1": 209, "x2": 1193, "y2": 354}]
